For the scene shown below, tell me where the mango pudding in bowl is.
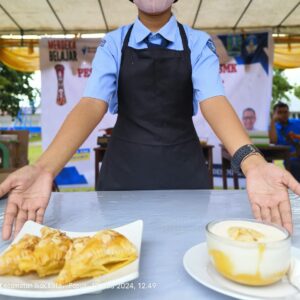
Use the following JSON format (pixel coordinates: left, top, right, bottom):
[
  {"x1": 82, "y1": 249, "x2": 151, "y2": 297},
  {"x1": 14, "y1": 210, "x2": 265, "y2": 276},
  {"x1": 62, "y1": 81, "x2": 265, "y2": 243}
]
[{"x1": 206, "y1": 219, "x2": 291, "y2": 286}]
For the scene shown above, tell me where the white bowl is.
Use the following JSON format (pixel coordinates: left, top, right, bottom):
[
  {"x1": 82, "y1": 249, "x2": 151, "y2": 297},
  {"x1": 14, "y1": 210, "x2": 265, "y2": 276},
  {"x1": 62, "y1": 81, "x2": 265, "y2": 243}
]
[{"x1": 205, "y1": 219, "x2": 291, "y2": 286}]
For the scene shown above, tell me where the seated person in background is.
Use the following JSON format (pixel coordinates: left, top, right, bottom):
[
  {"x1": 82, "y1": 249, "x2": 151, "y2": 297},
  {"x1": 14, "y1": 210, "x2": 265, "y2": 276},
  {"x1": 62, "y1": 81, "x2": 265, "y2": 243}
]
[
  {"x1": 269, "y1": 102, "x2": 300, "y2": 181},
  {"x1": 242, "y1": 108, "x2": 257, "y2": 131}
]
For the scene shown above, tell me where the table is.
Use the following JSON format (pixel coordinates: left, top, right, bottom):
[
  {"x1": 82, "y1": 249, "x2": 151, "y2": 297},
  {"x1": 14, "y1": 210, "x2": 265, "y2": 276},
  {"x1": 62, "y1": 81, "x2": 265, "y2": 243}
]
[
  {"x1": 221, "y1": 144, "x2": 291, "y2": 189},
  {"x1": 0, "y1": 190, "x2": 300, "y2": 300},
  {"x1": 94, "y1": 144, "x2": 214, "y2": 189}
]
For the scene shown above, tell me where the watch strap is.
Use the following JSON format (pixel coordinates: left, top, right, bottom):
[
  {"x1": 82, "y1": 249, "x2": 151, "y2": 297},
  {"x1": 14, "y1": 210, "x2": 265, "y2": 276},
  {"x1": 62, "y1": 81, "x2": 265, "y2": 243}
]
[{"x1": 231, "y1": 144, "x2": 262, "y2": 173}]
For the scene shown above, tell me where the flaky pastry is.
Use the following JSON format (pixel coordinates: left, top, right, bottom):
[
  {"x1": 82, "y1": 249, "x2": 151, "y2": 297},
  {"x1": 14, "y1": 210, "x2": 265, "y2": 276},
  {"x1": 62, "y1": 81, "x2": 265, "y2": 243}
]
[
  {"x1": 56, "y1": 230, "x2": 137, "y2": 285},
  {"x1": 0, "y1": 227, "x2": 137, "y2": 285},
  {"x1": 0, "y1": 234, "x2": 40, "y2": 276},
  {"x1": 33, "y1": 227, "x2": 73, "y2": 277}
]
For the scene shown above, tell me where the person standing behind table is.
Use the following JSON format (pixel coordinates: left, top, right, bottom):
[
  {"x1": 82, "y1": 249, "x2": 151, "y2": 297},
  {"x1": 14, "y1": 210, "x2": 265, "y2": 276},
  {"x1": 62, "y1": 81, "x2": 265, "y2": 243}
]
[
  {"x1": 269, "y1": 102, "x2": 300, "y2": 181},
  {"x1": 242, "y1": 108, "x2": 258, "y2": 131},
  {"x1": 0, "y1": 0, "x2": 300, "y2": 241}
]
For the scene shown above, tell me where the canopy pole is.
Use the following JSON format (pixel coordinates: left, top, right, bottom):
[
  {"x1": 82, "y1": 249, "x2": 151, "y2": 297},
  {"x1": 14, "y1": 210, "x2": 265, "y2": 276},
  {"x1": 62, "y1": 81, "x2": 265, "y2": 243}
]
[
  {"x1": 277, "y1": 1, "x2": 300, "y2": 29},
  {"x1": 233, "y1": 0, "x2": 252, "y2": 31},
  {"x1": 0, "y1": 2, "x2": 23, "y2": 33},
  {"x1": 46, "y1": 0, "x2": 67, "y2": 34},
  {"x1": 98, "y1": 0, "x2": 109, "y2": 32},
  {"x1": 192, "y1": 0, "x2": 203, "y2": 29}
]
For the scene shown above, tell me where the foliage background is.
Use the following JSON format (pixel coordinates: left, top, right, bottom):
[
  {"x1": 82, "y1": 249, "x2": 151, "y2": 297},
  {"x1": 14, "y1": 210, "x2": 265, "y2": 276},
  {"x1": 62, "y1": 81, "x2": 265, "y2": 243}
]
[
  {"x1": 0, "y1": 62, "x2": 39, "y2": 118},
  {"x1": 272, "y1": 68, "x2": 300, "y2": 108}
]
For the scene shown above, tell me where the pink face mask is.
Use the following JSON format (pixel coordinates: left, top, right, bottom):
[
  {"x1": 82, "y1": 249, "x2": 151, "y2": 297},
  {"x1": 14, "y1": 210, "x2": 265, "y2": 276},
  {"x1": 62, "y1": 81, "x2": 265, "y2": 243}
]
[{"x1": 133, "y1": 0, "x2": 174, "y2": 14}]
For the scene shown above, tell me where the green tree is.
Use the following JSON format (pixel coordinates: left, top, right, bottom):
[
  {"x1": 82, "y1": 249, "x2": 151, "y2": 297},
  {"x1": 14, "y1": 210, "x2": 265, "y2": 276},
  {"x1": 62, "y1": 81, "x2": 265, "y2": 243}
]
[
  {"x1": 294, "y1": 85, "x2": 300, "y2": 99},
  {"x1": 0, "y1": 62, "x2": 39, "y2": 118},
  {"x1": 272, "y1": 68, "x2": 300, "y2": 107}
]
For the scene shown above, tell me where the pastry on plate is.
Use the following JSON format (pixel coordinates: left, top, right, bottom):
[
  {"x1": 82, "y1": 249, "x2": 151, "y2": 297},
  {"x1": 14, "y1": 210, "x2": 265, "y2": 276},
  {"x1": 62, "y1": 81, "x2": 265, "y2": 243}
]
[
  {"x1": 0, "y1": 234, "x2": 40, "y2": 276},
  {"x1": 56, "y1": 230, "x2": 137, "y2": 285},
  {"x1": 33, "y1": 227, "x2": 72, "y2": 277}
]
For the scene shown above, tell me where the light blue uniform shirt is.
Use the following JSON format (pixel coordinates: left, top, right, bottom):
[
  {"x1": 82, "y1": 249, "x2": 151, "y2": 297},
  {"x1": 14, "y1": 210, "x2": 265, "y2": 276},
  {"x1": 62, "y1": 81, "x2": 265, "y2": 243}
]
[{"x1": 83, "y1": 15, "x2": 225, "y2": 115}]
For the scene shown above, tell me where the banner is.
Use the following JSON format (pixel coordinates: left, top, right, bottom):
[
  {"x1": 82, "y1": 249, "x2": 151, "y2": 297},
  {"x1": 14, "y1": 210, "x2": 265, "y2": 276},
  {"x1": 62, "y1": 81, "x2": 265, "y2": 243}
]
[
  {"x1": 40, "y1": 31, "x2": 273, "y2": 188},
  {"x1": 193, "y1": 31, "x2": 273, "y2": 186},
  {"x1": 40, "y1": 38, "x2": 117, "y2": 188}
]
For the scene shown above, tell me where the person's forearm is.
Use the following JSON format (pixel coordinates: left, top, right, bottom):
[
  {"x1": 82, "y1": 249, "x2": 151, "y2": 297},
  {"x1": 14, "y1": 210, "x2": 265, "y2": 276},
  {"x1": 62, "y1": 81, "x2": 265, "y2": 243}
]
[
  {"x1": 269, "y1": 119, "x2": 277, "y2": 144},
  {"x1": 200, "y1": 96, "x2": 251, "y2": 155},
  {"x1": 200, "y1": 96, "x2": 266, "y2": 175},
  {"x1": 36, "y1": 98, "x2": 108, "y2": 177}
]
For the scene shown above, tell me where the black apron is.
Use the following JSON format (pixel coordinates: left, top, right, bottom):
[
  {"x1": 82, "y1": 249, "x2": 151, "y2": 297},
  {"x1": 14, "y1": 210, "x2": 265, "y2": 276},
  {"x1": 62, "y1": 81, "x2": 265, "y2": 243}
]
[{"x1": 97, "y1": 23, "x2": 210, "y2": 190}]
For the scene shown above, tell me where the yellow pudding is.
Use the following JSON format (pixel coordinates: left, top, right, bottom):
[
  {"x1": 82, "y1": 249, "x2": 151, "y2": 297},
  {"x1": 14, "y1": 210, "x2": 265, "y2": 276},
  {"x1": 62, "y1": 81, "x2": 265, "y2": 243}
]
[
  {"x1": 209, "y1": 247, "x2": 287, "y2": 286},
  {"x1": 206, "y1": 219, "x2": 290, "y2": 286}
]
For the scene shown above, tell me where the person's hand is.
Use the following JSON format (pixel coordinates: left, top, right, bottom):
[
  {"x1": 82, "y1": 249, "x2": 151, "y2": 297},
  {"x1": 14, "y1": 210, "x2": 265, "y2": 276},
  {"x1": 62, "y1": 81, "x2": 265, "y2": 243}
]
[
  {"x1": 287, "y1": 131, "x2": 296, "y2": 140},
  {"x1": 271, "y1": 111, "x2": 280, "y2": 123},
  {"x1": 0, "y1": 165, "x2": 54, "y2": 240},
  {"x1": 242, "y1": 156, "x2": 300, "y2": 234},
  {"x1": 287, "y1": 131, "x2": 300, "y2": 141}
]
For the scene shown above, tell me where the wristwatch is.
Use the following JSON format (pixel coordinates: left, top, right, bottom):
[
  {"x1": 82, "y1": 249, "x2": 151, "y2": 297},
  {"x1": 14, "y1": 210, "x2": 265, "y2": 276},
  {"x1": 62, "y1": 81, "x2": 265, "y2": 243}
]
[{"x1": 231, "y1": 144, "x2": 263, "y2": 173}]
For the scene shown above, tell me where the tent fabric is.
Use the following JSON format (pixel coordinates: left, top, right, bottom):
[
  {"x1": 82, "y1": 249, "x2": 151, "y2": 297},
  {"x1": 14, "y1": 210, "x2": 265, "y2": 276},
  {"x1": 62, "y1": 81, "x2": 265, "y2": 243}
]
[
  {"x1": 0, "y1": 0, "x2": 299, "y2": 35},
  {"x1": 0, "y1": 0, "x2": 300, "y2": 71}
]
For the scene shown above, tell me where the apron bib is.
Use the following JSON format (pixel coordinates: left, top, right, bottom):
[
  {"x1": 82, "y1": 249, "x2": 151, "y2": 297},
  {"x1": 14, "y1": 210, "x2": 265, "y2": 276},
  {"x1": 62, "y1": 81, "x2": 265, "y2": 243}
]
[{"x1": 97, "y1": 23, "x2": 210, "y2": 190}]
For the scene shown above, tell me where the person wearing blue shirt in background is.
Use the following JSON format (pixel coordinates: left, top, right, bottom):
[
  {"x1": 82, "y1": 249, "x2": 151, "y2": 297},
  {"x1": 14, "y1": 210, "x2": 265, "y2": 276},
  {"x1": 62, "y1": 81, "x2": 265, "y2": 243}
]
[
  {"x1": 269, "y1": 102, "x2": 300, "y2": 182},
  {"x1": 0, "y1": 0, "x2": 300, "y2": 241}
]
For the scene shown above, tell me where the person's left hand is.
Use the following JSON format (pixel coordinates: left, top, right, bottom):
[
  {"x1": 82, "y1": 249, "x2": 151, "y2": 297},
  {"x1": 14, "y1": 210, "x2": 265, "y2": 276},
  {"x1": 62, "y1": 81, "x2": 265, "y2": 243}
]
[{"x1": 243, "y1": 157, "x2": 300, "y2": 234}]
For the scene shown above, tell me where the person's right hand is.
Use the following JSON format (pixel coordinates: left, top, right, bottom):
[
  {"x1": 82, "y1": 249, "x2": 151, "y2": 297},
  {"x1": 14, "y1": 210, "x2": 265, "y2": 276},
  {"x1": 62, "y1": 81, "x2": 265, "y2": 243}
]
[{"x1": 0, "y1": 165, "x2": 53, "y2": 240}]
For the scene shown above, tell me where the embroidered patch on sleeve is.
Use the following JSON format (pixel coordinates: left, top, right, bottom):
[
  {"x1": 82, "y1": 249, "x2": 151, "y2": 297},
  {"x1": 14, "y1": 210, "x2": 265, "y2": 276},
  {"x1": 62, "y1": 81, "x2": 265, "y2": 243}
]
[
  {"x1": 207, "y1": 39, "x2": 217, "y2": 55},
  {"x1": 99, "y1": 39, "x2": 107, "y2": 47}
]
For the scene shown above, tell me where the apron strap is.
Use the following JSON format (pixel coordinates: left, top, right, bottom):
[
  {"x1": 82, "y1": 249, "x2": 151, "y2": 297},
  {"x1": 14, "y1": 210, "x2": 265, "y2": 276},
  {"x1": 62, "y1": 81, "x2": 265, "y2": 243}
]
[
  {"x1": 122, "y1": 24, "x2": 134, "y2": 53},
  {"x1": 177, "y1": 22, "x2": 190, "y2": 52}
]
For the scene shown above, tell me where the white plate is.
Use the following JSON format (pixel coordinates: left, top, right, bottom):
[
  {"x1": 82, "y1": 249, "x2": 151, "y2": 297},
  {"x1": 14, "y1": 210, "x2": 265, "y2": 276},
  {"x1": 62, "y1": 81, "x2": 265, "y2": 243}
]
[
  {"x1": 0, "y1": 220, "x2": 143, "y2": 298},
  {"x1": 183, "y1": 242, "x2": 300, "y2": 300}
]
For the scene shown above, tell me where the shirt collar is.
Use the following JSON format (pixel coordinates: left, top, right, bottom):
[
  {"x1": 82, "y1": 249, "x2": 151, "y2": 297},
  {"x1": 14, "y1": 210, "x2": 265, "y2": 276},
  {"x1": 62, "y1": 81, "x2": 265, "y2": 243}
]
[{"x1": 132, "y1": 15, "x2": 178, "y2": 44}]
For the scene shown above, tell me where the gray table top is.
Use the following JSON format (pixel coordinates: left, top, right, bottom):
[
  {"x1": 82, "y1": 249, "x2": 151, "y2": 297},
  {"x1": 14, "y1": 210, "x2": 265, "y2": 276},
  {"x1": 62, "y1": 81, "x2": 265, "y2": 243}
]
[{"x1": 0, "y1": 190, "x2": 300, "y2": 300}]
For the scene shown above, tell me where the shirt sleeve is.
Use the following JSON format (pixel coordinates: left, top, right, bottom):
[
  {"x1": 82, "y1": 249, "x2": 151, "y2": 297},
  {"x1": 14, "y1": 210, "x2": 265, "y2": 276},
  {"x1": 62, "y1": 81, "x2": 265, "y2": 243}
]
[
  {"x1": 192, "y1": 35, "x2": 225, "y2": 102},
  {"x1": 82, "y1": 35, "x2": 118, "y2": 103}
]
